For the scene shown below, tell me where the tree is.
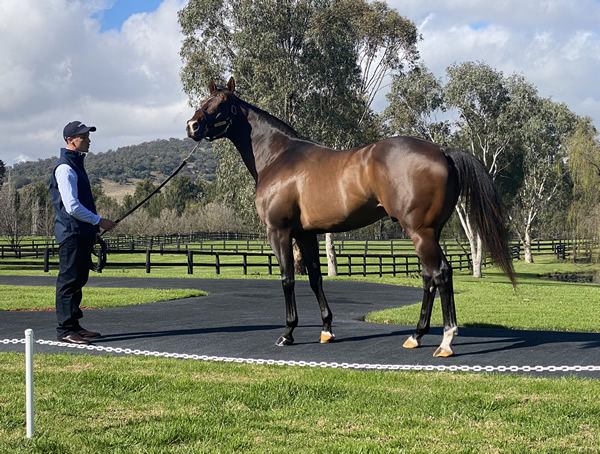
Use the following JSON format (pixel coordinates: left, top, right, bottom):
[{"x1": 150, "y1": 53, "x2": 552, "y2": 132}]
[
  {"x1": 566, "y1": 118, "x2": 600, "y2": 242},
  {"x1": 132, "y1": 179, "x2": 164, "y2": 218},
  {"x1": 179, "y1": 0, "x2": 419, "y2": 272},
  {"x1": 384, "y1": 64, "x2": 449, "y2": 143},
  {"x1": 21, "y1": 182, "x2": 53, "y2": 238},
  {"x1": 0, "y1": 160, "x2": 5, "y2": 188},
  {"x1": 444, "y1": 62, "x2": 519, "y2": 277},
  {"x1": 508, "y1": 79, "x2": 577, "y2": 262},
  {"x1": 163, "y1": 175, "x2": 199, "y2": 216},
  {"x1": 0, "y1": 172, "x2": 23, "y2": 248}
]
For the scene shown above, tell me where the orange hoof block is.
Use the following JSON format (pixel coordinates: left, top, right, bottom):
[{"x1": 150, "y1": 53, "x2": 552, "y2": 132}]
[
  {"x1": 320, "y1": 331, "x2": 335, "y2": 343},
  {"x1": 433, "y1": 346, "x2": 453, "y2": 358},
  {"x1": 402, "y1": 336, "x2": 419, "y2": 349}
]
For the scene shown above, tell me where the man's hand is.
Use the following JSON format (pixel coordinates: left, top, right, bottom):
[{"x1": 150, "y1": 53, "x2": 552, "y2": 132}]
[{"x1": 99, "y1": 218, "x2": 117, "y2": 231}]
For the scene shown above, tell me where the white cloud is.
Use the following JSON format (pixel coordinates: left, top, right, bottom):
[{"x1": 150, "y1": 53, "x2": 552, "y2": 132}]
[
  {"x1": 2, "y1": 0, "x2": 600, "y2": 166},
  {"x1": 0, "y1": 0, "x2": 189, "y2": 166},
  {"x1": 387, "y1": 0, "x2": 600, "y2": 129}
]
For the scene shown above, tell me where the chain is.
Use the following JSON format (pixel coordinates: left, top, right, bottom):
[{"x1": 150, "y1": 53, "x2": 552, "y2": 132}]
[{"x1": 2, "y1": 338, "x2": 600, "y2": 374}]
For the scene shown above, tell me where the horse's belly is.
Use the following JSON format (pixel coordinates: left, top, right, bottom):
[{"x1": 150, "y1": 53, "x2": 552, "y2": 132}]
[{"x1": 300, "y1": 200, "x2": 386, "y2": 233}]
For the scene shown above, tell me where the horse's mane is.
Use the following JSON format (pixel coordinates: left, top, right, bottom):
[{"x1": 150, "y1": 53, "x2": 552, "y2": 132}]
[{"x1": 236, "y1": 97, "x2": 316, "y2": 144}]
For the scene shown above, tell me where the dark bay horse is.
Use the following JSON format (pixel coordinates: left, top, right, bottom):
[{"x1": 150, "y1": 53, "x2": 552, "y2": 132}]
[{"x1": 187, "y1": 78, "x2": 516, "y2": 357}]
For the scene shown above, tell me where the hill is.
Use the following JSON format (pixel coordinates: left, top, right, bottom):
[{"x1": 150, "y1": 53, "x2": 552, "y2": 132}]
[{"x1": 9, "y1": 138, "x2": 217, "y2": 189}]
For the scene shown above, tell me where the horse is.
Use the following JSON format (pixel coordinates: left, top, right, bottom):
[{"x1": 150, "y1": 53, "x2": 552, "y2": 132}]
[{"x1": 186, "y1": 77, "x2": 516, "y2": 357}]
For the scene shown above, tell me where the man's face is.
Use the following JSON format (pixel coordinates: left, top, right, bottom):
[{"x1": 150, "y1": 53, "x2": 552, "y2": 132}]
[{"x1": 67, "y1": 132, "x2": 91, "y2": 152}]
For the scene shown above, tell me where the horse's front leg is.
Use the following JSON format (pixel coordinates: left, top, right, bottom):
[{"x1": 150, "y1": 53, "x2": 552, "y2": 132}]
[{"x1": 268, "y1": 227, "x2": 297, "y2": 346}]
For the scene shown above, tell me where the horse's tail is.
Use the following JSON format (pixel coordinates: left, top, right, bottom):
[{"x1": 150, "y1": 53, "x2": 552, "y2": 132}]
[{"x1": 445, "y1": 148, "x2": 516, "y2": 288}]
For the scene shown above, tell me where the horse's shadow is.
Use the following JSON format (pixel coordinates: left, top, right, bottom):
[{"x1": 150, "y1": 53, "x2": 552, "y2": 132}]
[
  {"x1": 97, "y1": 324, "x2": 282, "y2": 343},
  {"x1": 320, "y1": 325, "x2": 600, "y2": 357},
  {"x1": 97, "y1": 323, "x2": 600, "y2": 358},
  {"x1": 454, "y1": 327, "x2": 600, "y2": 357}
]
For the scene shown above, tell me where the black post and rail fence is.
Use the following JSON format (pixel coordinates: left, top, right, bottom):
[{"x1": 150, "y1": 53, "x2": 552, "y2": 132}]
[{"x1": 1, "y1": 235, "x2": 597, "y2": 277}]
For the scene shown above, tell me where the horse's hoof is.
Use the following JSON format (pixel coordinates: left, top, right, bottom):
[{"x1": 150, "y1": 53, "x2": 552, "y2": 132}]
[
  {"x1": 402, "y1": 336, "x2": 419, "y2": 349},
  {"x1": 433, "y1": 346, "x2": 453, "y2": 358},
  {"x1": 275, "y1": 336, "x2": 294, "y2": 346},
  {"x1": 320, "y1": 331, "x2": 335, "y2": 343}
]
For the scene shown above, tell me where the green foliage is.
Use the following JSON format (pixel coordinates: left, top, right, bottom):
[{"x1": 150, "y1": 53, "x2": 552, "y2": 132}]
[
  {"x1": 507, "y1": 78, "x2": 578, "y2": 248},
  {"x1": 566, "y1": 118, "x2": 600, "y2": 238},
  {"x1": 384, "y1": 64, "x2": 449, "y2": 143},
  {"x1": 0, "y1": 159, "x2": 5, "y2": 187}
]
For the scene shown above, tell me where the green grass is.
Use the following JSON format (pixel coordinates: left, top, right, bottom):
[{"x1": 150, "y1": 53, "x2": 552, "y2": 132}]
[
  {"x1": 364, "y1": 256, "x2": 600, "y2": 333},
  {"x1": 1, "y1": 353, "x2": 600, "y2": 452},
  {"x1": 0, "y1": 285, "x2": 206, "y2": 311}
]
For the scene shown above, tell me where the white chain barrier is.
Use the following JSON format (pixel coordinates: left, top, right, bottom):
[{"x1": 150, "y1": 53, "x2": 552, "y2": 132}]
[{"x1": 2, "y1": 337, "x2": 600, "y2": 374}]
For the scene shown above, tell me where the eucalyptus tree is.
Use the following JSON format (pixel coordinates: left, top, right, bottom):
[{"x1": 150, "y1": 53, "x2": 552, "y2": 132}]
[
  {"x1": 179, "y1": 0, "x2": 419, "y2": 272},
  {"x1": 444, "y1": 62, "x2": 519, "y2": 277},
  {"x1": 384, "y1": 64, "x2": 449, "y2": 143},
  {"x1": 507, "y1": 76, "x2": 577, "y2": 262}
]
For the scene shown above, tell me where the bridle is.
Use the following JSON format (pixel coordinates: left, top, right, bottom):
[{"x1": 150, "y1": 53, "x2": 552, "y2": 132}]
[{"x1": 193, "y1": 94, "x2": 240, "y2": 141}]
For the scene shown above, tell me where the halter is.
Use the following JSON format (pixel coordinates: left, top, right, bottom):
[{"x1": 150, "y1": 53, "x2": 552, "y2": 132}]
[{"x1": 197, "y1": 99, "x2": 239, "y2": 141}]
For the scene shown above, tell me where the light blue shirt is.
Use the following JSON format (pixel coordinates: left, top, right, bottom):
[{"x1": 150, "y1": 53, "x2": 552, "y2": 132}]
[{"x1": 55, "y1": 158, "x2": 101, "y2": 226}]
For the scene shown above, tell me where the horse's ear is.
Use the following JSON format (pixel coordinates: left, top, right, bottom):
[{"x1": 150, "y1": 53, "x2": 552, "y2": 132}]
[
  {"x1": 227, "y1": 77, "x2": 235, "y2": 94},
  {"x1": 208, "y1": 80, "x2": 217, "y2": 93}
]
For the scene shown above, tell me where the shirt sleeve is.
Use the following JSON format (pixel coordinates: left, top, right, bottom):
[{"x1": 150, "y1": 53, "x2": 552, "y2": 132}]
[{"x1": 55, "y1": 164, "x2": 101, "y2": 226}]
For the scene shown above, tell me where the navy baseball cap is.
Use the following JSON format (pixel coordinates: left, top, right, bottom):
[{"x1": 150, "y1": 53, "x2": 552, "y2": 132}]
[{"x1": 63, "y1": 121, "x2": 97, "y2": 140}]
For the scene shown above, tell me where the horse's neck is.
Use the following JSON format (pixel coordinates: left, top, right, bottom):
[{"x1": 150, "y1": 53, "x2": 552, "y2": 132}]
[{"x1": 232, "y1": 103, "x2": 301, "y2": 180}]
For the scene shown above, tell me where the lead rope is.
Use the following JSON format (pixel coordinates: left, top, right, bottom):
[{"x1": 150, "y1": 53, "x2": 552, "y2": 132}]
[{"x1": 91, "y1": 142, "x2": 201, "y2": 272}]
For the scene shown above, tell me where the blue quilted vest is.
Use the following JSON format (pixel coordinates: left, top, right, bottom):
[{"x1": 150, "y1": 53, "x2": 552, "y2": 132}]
[{"x1": 48, "y1": 148, "x2": 99, "y2": 244}]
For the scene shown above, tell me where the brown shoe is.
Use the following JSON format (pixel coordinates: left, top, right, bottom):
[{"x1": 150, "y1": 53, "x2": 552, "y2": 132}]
[
  {"x1": 58, "y1": 333, "x2": 91, "y2": 345},
  {"x1": 77, "y1": 328, "x2": 101, "y2": 339}
]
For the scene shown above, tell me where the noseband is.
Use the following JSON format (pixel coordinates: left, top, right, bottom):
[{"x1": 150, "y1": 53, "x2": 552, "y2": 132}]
[{"x1": 197, "y1": 100, "x2": 239, "y2": 141}]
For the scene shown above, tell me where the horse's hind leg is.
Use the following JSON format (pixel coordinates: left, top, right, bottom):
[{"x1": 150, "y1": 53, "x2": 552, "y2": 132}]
[
  {"x1": 402, "y1": 267, "x2": 436, "y2": 349},
  {"x1": 432, "y1": 256, "x2": 457, "y2": 357},
  {"x1": 405, "y1": 228, "x2": 458, "y2": 357},
  {"x1": 296, "y1": 233, "x2": 334, "y2": 343},
  {"x1": 268, "y1": 227, "x2": 298, "y2": 346}
]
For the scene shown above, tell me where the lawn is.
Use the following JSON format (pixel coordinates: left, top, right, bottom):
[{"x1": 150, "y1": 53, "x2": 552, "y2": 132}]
[
  {"x1": 0, "y1": 285, "x2": 206, "y2": 311},
  {"x1": 1, "y1": 353, "x2": 600, "y2": 452}
]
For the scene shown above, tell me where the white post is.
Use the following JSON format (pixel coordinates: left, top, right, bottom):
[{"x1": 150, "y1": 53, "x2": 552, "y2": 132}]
[{"x1": 25, "y1": 329, "x2": 34, "y2": 439}]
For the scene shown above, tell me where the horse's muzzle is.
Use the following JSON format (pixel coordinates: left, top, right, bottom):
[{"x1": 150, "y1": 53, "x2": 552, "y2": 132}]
[{"x1": 186, "y1": 120, "x2": 205, "y2": 141}]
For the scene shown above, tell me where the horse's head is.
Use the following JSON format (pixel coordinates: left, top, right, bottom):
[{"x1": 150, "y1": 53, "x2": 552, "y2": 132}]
[{"x1": 187, "y1": 77, "x2": 239, "y2": 142}]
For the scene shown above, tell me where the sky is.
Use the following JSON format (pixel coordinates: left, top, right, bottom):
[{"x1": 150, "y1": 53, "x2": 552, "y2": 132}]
[{"x1": 1, "y1": 0, "x2": 599, "y2": 166}]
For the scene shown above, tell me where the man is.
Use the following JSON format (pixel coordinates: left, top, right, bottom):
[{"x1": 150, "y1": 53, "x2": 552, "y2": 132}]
[{"x1": 48, "y1": 121, "x2": 117, "y2": 344}]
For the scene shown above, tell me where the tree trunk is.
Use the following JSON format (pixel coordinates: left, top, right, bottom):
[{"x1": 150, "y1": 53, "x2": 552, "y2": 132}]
[
  {"x1": 326, "y1": 233, "x2": 338, "y2": 276},
  {"x1": 471, "y1": 234, "x2": 483, "y2": 278},
  {"x1": 31, "y1": 198, "x2": 39, "y2": 236},
  {"x1": 523, "y1": 226, "x2": 533, "y2": 263},
  {"x1": 455, "y1": 200, "x2": 484, "y2": 278}
]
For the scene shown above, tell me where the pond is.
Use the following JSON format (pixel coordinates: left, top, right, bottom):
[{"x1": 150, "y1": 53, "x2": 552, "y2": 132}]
[{"x1": 542, "y1": 272, "x2": 600, "y2": 283}]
